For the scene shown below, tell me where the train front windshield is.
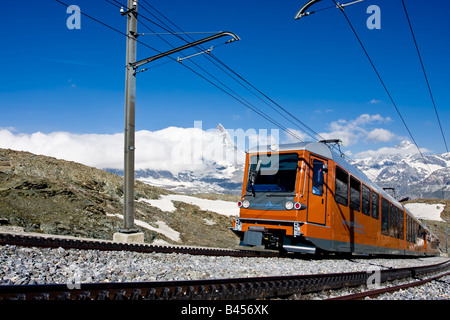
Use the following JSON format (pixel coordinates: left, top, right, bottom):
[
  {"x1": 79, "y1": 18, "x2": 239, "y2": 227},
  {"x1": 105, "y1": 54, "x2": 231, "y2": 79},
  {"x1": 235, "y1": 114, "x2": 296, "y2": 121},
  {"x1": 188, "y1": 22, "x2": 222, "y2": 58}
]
[{"x1": 246, "y1": 153, "x2": 298, "y2": 193}]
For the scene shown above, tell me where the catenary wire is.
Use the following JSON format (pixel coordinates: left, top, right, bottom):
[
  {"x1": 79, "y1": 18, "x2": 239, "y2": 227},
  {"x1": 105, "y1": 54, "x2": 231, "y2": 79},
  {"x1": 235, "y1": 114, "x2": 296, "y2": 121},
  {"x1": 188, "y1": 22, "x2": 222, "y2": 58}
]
[
  {"x1": 60, "y1": 0, "x2": 381, "y2": 183},
  {"x1": 103, "y1": 0, "x2": 306, "y2": 142},
  {"x1": 331, "y1": 0, "x2": 432, "y2": 173},
  {"x1": 138, "y1": 0, "x2": 323, "y2": 142},
  {"x1": 57, "y1": 0, "x2": 159, "y2": 54},
  {"x1": 60, "y1": 0, "x2": 304, "y2": 142},
  {"x1": 137, "y1": 5, "x2": 381, "y2": 180},
  {"x1": 133, "y1": 0, "x2": 307, "y2": 142},
  {"x1": 401, "y1": 0, "x2": 448, "y2": 153},
  {"x1": 134, "y1": 18, "x2": 306, "y2": 142},
  {"x1": 129, "y1": 1, "x2": 438, "y2": 187}
]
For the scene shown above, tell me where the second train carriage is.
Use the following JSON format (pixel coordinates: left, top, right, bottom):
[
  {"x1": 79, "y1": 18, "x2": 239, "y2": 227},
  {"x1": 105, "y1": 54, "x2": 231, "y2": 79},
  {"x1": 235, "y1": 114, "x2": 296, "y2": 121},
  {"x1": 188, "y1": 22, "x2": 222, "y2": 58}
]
[{"x1": 230, "y1": 140, "x2": 439, "y2": 256}]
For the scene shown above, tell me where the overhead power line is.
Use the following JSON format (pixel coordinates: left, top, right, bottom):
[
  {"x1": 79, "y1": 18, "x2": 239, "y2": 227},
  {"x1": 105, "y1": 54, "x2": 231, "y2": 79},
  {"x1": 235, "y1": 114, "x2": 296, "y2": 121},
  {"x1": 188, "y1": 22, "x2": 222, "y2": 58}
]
[
  {"x1": 330, "y1": 0, "x2": 431, "y2": 173},
  {"x1": 137, "y1": 0, "x2": 323, "y2": 142},
  {"x1": 133, "y1": 11, "x2": 306, "y2": 142},
  {"x1": 401, "y1": 0, "x2": 448, "y2": 153},
  {"x1": 97, "y1": 0, "x2": 307, "y2": 142},
  {"x1": 56, "y1": 0, "x2": 160, "y2": 54}
]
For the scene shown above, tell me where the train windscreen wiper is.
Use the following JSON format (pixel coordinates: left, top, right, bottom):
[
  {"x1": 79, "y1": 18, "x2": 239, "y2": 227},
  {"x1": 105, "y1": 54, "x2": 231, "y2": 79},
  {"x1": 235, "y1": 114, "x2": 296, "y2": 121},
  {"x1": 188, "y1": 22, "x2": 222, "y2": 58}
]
[{"x1": 249, "y1": 159, "x2": 262, "y2": 197}]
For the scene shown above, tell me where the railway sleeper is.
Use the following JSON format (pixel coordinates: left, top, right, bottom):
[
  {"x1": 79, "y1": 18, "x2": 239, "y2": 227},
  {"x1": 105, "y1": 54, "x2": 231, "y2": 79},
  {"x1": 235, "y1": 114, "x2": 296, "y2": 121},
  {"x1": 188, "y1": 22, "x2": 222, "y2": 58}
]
[
  {"x1": 56, "y1": 292, "x2": 71, "y2": 300},
  {"x1": 113, "y1": 289, "x2": 128, "y2": 300},
  {"x1": 183, "y1": 286, "x2": 196, "y2": 300},
  {"x1": 130, "y1": 289, "x2": 143, "y2": 300}
]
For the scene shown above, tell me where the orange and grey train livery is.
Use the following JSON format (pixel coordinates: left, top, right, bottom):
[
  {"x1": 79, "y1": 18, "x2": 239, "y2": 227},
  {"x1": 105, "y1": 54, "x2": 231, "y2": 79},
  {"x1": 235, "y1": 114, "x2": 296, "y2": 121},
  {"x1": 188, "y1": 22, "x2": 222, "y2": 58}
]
[{"x1": 230, "y1": 140, "x2": 439, "y2": 256}]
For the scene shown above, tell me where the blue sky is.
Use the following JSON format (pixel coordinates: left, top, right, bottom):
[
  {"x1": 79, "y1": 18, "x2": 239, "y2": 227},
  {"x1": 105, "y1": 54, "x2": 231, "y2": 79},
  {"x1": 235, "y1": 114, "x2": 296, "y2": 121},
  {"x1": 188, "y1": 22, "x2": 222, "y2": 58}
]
[{"x1": 1, "y1": 0, "x2": 449, "y2": 159}]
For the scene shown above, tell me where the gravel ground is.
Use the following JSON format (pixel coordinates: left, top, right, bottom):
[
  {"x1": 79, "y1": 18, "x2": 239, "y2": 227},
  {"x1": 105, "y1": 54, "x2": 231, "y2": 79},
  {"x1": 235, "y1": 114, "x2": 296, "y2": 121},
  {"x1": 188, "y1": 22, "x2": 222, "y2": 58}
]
[
  {"x1": 0, "y1": 244, "x2": 448, "y2": 299},
  {"x1": 365, "y1": 274, "x2": 450, "y2": 300}
]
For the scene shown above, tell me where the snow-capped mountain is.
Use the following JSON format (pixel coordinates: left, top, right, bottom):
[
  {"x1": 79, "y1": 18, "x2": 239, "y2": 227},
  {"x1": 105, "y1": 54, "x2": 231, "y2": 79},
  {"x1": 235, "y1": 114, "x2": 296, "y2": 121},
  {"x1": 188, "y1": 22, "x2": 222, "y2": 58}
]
[
  {"x1": 105, "y1": 126, "x2": 449, "y2": 199},
  {"x1": 107, "y1": 124, "x2": 246, "y2": 194},
  {"x1": 351, "y1": 141, "x2": 450, "y2": 200}
]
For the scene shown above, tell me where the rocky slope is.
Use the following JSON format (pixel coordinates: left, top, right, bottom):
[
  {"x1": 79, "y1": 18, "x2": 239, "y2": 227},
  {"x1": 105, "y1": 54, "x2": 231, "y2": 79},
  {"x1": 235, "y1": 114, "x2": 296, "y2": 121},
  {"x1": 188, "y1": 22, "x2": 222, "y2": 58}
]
[
  {"x1": 0, "y1": 148, "x2": 239, "y2": 248},
  {"x1": 403, "y1": 198, "x2": 449, "y2": 252}
]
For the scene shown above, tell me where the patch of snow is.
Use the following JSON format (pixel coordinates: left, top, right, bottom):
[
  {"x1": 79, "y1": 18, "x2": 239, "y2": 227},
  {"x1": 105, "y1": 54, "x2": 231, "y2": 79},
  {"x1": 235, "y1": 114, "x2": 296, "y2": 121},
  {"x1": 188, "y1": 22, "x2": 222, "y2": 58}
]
[
  {"x1": 138, "y1": 194, "x2": 239, "y2": 217},
  {"x1": 203, "y1": 218, "x2": 216, "y2": 226},
  {"x1": 163, "y1": 194, "x2": 239, "y2": 217},
  {"x1": 404, "y1": 203, "x2": 445, "y2": 222},
  {"x1": 138, "y1": 198, "x2": 176, "y2": 212},
  {"x1": 106, "y1": 214, "x2": 180, "y2": 242}
]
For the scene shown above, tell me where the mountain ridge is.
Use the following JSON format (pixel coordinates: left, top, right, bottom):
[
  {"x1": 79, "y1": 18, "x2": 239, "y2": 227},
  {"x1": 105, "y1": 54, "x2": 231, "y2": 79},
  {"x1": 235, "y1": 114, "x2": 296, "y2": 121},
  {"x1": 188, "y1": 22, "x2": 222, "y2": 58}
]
[{"x1": 350, "y1": 141, "x2": 450, "y2": 199}]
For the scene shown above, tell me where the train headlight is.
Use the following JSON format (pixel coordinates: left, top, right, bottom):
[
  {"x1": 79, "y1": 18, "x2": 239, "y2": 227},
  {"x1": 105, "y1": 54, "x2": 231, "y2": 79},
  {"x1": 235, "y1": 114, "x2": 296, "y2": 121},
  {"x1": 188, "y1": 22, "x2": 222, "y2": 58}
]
[
  {"x1": 238, "y1": 200, "x2": 250, "y2": 208},
  {"x1": 285, "y1": 201, "x2": 294, "y2": 210}
]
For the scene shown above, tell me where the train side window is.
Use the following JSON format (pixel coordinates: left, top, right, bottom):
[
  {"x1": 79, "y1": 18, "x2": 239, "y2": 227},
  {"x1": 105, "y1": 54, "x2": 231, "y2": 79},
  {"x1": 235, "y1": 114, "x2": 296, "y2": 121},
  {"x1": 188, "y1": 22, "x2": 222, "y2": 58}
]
[
  {"x1": 410, "y1": 217, "x2": 413, "y2": 242},
  {"x1": 381, "y1": 198, "x2": 389, "y2": 236},
  {"x1": 362, "y1": 184, "x2": 370, "y2": 216},
  {"x1": 418, "y1": 225, "x2": 424, "y2": 240},
  {"x1": 406, "y1": 216, "x2": 410, "y2": 242},
  {"x1": 395, "y1": 206, "x2": 400, "y2": 239},
  {"x1": 372, "y1": 192, "x2": 379, "y2": 219},
  {"x1": 414, "y1": 221, "x2": 418, "y2": 242},
  {"x1": 312, "y1": 159, "x2": 324, "y2": 196},
  {"x1": 335, "y1": 166, "x2": 348, "y2": 206},
  {"x1": 349, "y1": 176, "x2": 361, "y2": 211},
  {"x1": 408, "y1": 216, "x2": 413, "y2": 242},
  {"x1": 399, "y1": 208, "x2": 404, "y2": 240},
  {"x1": 389, "y1": 203, "x2": 396, "y2": 238}
]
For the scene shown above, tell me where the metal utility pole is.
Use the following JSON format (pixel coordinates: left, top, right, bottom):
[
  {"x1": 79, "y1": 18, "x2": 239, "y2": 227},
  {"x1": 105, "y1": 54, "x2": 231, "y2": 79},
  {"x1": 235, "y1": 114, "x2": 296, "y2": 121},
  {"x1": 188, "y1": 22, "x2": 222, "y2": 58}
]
[
  {"x1": 122, "y1": 0, "x2": 138, "y2": 234},
  {"x1": 115, "y1": 0, "x2": 239, "y2": 242}
]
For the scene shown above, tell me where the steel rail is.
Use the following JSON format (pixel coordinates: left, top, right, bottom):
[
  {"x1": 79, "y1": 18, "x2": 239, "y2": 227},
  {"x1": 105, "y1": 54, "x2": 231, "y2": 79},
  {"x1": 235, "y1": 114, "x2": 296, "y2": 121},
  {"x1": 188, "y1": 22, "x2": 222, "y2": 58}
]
[
  {"x1": 0, "y1": 232, "x2": 278, "y2": 258},
  {"x1": 327, "y1": 271, "x2": 450, "y2": 300}
]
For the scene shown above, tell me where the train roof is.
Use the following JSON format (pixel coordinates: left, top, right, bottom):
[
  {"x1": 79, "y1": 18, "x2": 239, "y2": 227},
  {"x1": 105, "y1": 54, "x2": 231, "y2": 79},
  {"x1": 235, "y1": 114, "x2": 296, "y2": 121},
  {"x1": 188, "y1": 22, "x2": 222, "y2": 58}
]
[{"x1": 247, "y1": 141, "x2": 402, "y2": 207}]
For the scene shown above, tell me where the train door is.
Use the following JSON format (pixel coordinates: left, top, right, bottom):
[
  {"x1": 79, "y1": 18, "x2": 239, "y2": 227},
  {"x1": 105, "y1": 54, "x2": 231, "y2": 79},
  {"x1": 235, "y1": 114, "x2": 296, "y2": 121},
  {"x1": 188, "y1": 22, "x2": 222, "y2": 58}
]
[{"x1": 307, "y1": 155, "x2": 328, "y2": 225}]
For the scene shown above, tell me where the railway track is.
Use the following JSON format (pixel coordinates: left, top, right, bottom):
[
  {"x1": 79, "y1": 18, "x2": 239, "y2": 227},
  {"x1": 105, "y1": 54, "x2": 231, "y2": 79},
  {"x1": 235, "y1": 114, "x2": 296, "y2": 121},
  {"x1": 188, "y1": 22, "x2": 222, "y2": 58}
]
[
  {"x1": 1, "y1": 231, "x2": 449, "y2": 301},
  {"x1": 0, "y1": 231, "x2": 279, "y2": 258},
  {"x1": 0, "y1": 255, "x2": 448, "y2": 300},
  {"x1": 327, "y1": 270, "x2": 450, "y2": 300}
]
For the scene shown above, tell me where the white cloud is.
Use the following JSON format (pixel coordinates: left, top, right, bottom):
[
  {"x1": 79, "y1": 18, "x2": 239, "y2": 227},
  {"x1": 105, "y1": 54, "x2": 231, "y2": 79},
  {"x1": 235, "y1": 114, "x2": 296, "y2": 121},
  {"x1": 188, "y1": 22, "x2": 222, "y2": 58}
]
[
  {"x1": 0, "y1": 129, "x2": 123, "y2": 169},
  {"x1": 0, "y1": 126, "x2": 249, "y2": 174},
  {"x1": 319, "y1": 113, "x2": 396, "y2": 146},
  {"x1": 353, "y1": 114, "x2": 392, "y2": 126},
  {"x1": 366, "y1": 128, "x2": 396, "y2": 143}
]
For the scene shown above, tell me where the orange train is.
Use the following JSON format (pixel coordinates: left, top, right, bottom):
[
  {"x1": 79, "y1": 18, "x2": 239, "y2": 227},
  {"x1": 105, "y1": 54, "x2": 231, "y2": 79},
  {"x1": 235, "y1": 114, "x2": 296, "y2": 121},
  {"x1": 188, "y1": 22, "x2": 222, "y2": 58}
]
[{"x1": 230, "y1": 140, "x2": 439, "y2": 256}]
